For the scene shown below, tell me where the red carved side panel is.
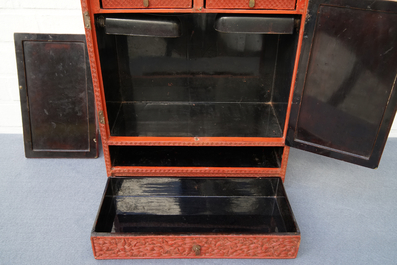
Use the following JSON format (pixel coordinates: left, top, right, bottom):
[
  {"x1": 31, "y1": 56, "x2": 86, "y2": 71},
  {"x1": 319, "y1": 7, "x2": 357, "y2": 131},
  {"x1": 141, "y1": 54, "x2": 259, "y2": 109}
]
[
  {"x1": 280, "y1": 146, "x2": 290, "y2": 181},
  {"x1": 92, "y1": 235, "x2": 300, "y2": 259},
  {"x1": 206, "y1": 0, "x2": 296, "y2": 10},
  {"x1": 102, "y1": 0, "x2": 192, "y2": 8},
  {"x1": 81, "y1": 0, "x2": 112, "y2": 174}
]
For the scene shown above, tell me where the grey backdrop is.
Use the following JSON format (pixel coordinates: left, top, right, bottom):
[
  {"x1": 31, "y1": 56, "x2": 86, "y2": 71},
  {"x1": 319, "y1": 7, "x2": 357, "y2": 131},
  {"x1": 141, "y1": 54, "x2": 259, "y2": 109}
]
[{"x1": 0, "y1": 134, "x2": 396, "y2": 265}]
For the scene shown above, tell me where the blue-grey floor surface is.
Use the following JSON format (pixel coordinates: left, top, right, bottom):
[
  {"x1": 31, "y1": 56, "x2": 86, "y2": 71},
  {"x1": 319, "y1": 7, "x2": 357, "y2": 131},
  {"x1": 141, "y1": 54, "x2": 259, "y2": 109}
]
[{"x1": 0, "y1": 134, "x2": 396, "y2": 265}]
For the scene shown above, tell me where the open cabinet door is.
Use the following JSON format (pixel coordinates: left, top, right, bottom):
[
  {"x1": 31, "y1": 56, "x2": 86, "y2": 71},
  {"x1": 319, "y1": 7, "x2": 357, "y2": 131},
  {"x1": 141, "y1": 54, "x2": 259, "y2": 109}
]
[{"x1": 287, "y1": 0, "x2": 397, "y2": 168}]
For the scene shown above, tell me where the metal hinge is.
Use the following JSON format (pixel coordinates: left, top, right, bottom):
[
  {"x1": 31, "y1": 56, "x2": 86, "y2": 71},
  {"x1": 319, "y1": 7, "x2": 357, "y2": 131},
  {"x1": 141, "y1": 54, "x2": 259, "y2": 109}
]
[
  {"x1": 98, "y1": 110, "x2": 105, "y2": 125},
  {"x1": 84, "y1": 11, "x2": 91, "y2": 30}
]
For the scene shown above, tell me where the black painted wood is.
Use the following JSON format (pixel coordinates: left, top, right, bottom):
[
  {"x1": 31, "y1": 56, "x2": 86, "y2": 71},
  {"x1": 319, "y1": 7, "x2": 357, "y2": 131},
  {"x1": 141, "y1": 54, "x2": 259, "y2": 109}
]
[
  {"x1": 109, "y1": 102, "x2": 283, "y2": 137},
  {"x1": 93, "y1": 177, "x2": 299, "y2": 235},
  {"x1": 105, "y1": 16, "x2": 181, "y2": 37},
  {"x1": 214, "y1": 15, "x2": 295, "y2": 34},
  {"x1": 287, "y1": 0, "x2": 397, "y2": 168},
  {"x1": 96, "y1": 13, "x2": 299, "y2": 138},
  {"x1": 109, "y1": 146, "x2": 283, "y2": 168},
  {"x1": 14, "y1": 33, "x2": 98, "y2": 158}
]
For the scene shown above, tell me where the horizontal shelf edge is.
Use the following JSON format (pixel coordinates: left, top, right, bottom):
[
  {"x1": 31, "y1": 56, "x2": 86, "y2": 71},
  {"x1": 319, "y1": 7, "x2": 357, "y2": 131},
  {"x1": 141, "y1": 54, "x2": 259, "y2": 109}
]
[
  {"x1": 107, "y1": 137, "x2": 285, "y2": 146},
  {"x1": 94, "y1": 9, "x2": 303, "y2": 15},
  {"x1": 110, "y1": 166, "x2": 282, "y2": 177}
]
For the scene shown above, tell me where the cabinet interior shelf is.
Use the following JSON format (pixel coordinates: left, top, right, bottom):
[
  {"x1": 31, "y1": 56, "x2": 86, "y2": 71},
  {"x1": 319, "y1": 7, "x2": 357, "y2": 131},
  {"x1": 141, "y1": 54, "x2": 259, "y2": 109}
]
[
  {"x1": 108, "y1": 101, "x2": 286, "y2": 138},
  {"x1": 109, "y1": 145, "x2": 284, "y2": 168}
]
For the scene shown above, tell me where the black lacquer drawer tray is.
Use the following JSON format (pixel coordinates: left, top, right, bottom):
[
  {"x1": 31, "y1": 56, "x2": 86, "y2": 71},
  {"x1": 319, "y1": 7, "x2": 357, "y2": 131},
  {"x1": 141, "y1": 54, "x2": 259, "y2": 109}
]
[{"x1": 91, "y1": 177, "x2": 300, "y2": 259}]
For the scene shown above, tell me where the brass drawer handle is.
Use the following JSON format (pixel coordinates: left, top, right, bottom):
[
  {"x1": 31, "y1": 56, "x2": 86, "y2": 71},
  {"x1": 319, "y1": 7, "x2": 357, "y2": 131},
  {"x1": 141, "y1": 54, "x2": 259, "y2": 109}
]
[
  {"x1": 143, "y1": 0, "x2": 149, "y2": 7},
  {"x1": 249, "y1": 0, "x2": 255, "y2": 8},
  {"x1": 192, "y1": 245, "x2": 201, "y2": 256}
]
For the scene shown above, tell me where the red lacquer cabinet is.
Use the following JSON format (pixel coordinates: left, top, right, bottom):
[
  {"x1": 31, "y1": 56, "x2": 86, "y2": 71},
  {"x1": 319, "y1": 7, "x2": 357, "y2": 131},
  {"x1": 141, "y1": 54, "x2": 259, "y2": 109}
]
[{"x1": 80, "y1": 0, "x2": 397, "y2": 259}]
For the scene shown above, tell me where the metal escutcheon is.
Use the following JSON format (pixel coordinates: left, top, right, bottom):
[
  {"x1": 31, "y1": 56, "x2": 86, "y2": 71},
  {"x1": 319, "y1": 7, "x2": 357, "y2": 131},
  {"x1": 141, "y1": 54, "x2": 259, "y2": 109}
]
[
  {"x1": 249, "y1": 0, "x2": 255, "y2": 8},
  {"x1": 143, "y1": 0, "x2": 149, "y2": 7},
  {"x1": 192, "y1": 245, "x2": 201, "y2": 256}
]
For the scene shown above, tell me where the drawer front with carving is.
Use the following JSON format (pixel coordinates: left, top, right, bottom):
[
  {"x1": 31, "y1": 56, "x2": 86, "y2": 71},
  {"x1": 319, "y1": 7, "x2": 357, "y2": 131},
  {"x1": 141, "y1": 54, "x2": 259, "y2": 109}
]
[
  {"x1": 101, "y1": 0, "x2": 192, "y2": 8},
  {"x1": 92, "y1": 236, "x2": 300, "y2": 259},
  {"x1": 206, "y1": 0, "x2": 296, "y2": 10}
]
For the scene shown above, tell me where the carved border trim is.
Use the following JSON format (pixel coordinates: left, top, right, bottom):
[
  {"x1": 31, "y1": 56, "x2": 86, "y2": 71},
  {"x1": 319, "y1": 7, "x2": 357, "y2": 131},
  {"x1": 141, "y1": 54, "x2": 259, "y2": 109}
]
[
  {"x1": 109, "y1": 141, "x2": 284, "y2": 146},
  {"x1": 112, "y1": 171, "x2": 281, "y2": 177},
  {"x1": 111, "y1": 167, "x2": 282, "y2": 177}
]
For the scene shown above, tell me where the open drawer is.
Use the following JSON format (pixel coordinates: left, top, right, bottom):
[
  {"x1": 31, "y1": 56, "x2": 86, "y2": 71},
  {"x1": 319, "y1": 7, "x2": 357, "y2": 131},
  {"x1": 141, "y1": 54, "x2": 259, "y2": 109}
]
[
  {"x1": 91, "y1": 177, "x2": 300, "y2": 259},
  {"x1": 101, "y1": 0, "x2": 192, "y2": 9},
  {"x1": 206, "y1": 0, "x2": 296, "y2": 10}
]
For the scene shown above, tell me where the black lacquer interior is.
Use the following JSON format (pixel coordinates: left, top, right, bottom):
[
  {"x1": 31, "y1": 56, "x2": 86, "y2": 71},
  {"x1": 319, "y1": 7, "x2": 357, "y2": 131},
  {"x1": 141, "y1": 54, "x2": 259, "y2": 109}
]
[
  {"x1": 96, "y1": 13, "x2": 299, "y2": 138},
  {"x1": 109, "y1": 146, "x2": 283, "y2": 168},
  {"x1": 94, "y1": 177, "x2": 299, "y2": 234},
  {"x1": 214, "y1": 15, "x2": 295, "y2": 34}
]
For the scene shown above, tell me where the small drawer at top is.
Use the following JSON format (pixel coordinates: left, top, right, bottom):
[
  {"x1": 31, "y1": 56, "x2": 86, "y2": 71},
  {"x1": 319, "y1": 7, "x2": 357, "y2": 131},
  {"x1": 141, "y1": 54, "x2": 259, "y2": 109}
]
[
  {"x1": 101, "y1": 0, "x2": 192, "y2": 9},
  {"x1": 206, "y1": 0, "x2": 296, "y2": 10}
]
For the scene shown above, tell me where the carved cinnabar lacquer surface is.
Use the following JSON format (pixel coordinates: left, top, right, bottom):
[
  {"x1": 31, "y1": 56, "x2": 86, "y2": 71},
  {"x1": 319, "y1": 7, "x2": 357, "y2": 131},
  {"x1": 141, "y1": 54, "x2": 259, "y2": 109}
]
[
  {"x1": 102, "y1": 0, "x2": 192, "y2": 8},
  {"x1": 92, "y1": 236, "x2": 300, "y2": 259},
  {"x1": 206, "y1": 0, "x2": 296, "y2": 10}
]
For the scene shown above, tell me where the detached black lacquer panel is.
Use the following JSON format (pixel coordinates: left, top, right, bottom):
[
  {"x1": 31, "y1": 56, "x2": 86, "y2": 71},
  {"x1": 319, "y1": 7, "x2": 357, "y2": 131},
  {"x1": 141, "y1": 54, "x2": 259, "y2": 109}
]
[
  {"x1": 15, "y1": 33, "x2": 98, "y2": 158},
  {"x1": 288, "y1": 2, "x2": 397, "y2": 168}
]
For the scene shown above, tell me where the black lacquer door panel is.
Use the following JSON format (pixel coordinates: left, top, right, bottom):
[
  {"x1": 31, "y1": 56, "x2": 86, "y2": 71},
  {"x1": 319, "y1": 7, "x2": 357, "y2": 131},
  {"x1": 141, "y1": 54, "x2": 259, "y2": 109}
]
[
  {"x1": 15, "y1": 34, "x2": 98, "y2": 158},
  {"x1": 287, "y1": 0, "x2": 397, "y2": 168}
]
